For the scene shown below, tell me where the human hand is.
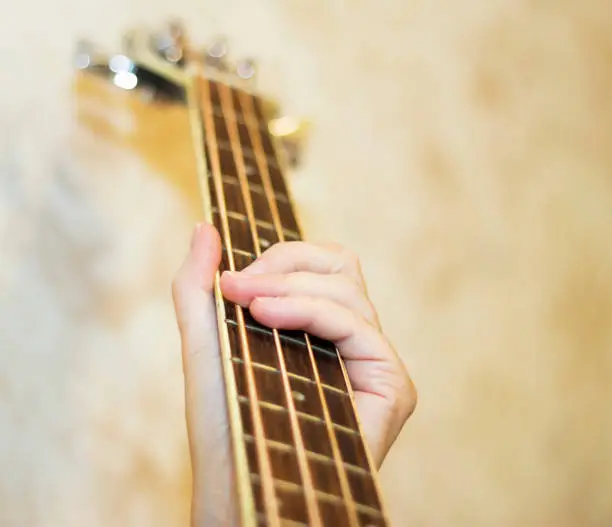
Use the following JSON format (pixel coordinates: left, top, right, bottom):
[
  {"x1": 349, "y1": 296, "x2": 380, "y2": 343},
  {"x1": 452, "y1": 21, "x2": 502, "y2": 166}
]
[{"x1": 172, "y1": 223, "x2": 417, "y2": 525}]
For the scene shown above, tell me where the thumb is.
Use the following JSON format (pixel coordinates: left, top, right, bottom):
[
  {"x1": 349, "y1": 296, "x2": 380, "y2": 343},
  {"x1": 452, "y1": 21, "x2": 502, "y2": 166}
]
[
  {"x1": 173, "y1": 222, "x2": 221, "y2": 336},
  {"x1": 172, "y1": 224, "x2": 236, "y2": 523}
]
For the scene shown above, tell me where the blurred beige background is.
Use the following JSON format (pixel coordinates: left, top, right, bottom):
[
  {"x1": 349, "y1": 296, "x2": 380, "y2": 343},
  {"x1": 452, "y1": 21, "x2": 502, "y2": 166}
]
[{"x1": 1, "y1": 1, "x2": 611, "y2": 526}]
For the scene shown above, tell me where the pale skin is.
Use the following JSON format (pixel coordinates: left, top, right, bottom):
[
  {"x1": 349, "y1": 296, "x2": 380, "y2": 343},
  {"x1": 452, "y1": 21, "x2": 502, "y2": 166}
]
[{"x1": 172, "y1": 223, "x2": 417, "y2": 525}]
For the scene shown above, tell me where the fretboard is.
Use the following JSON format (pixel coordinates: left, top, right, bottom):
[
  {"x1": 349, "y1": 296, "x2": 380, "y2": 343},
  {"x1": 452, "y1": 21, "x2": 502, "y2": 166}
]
[{"x1": 189, "y1": 76, "x2": 388, "y2": 527}]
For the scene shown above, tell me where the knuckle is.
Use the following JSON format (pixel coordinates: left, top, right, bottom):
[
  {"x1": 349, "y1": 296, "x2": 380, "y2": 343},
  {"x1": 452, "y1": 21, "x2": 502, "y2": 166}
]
[
  {"x1": 341, "y1": 247, "x2": 361, "y2": 270},
  {"x1": 278, "y1": 240, "x2": 303, "y2": 250},
  {"x1": 352, "y1": 279, "x2": 367, "y2": 299},
  {"x1": 363, "y1": 301, "x2": 379, "y2": 327},
  {"x1": 259, "y1": 243, "x2": 278, "y2": 258},
  {"x1": 346, "y1": 277, "x2": 369, "y2": 306},
  {"x1": 171, "y1": 275, "x2": 184, "y2": 301},
  {"x1": 263, "y1": 240, "x2": 288, "y2": 255},
  {"x1": 287, "y1": 271, "x2": 305, "y2": 288},
  {"x1": 405, "y1": 380, "x2": 418, "y2": 417},
  {"x1": 278, "y1": 272, "x2": 294, "y2": 292},
  {"x1": 320, "y1": 241, "x2": 345, "y2": 252},
  {"x1": 378, "y1": 340, "x2": 418, "y2": 420},
  {"x1": 398, "y1": 373, "x2": 418, "y2": 419},
  {"x1": 263, "y1": 240, "x2": 301, "y2": 259}
]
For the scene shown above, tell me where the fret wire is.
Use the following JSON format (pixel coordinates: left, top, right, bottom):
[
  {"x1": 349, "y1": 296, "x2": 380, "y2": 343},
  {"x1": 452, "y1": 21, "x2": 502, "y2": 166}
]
[
  {"x1": 243, "y1": 434, "x2": 373, "y2": 478},
  {"x1": 218, "y1": 82, "x2": 323, "y2": 527},
  {"x1": 199, "y1": 78, "x2": 281, "y2": 526},
  {"x1": 225, "y1": 317, "x2": 340, "y2": 360},
  {"x1": 207, "y1": 102, "x2": 269, "y2": 132},
  {"x1": 237, "y1": 395, "x2": 361, "y2": 437},
  {"x1": 250, "y1": 474, "x2": 385, "y2": 518},
  {"x1": 230, "y1": 355, "x2": 351, "y2": 396},
  {"x1": 210, "y1": 207, "x2": 301, "y2": 239},
  {"x1": 239, "y1": 91, "x2": 360, "y2": 527},
  {"x1": 252, "y1": 102, "x2": 305, "y2": 239},
  {"x1": 256, "y1": 516, "x2": 307, "y2": 527},
  {"x1": 215, "y1": 173, "x2": 289, "y2": 203}
]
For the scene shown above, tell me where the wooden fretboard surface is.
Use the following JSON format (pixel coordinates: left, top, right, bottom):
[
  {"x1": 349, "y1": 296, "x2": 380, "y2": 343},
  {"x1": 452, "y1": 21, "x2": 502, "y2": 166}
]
[{"x1": 195, "y1": 77, "x2": 387, "y2": 527}]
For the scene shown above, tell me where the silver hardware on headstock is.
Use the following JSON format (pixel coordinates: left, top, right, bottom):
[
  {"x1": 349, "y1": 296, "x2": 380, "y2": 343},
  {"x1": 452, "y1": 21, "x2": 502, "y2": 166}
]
[
  {"x1": 236, "y1": 58, "x2": 256, "y2": 81},
  {"x1": 74, "y1": 39, "x2": 94, "y2": 70},
  {"x1": 73, "y1": 25, "x2": 262, "y2": 97},
  {"x1": 152, "y1": 19, "x2": 186, "y2": 65},
  {"x1": 204, "y1": 37, "x2": 230, "y2": 71},
  {"x1": 75, "y1": 25, "x2": 189, "y2": 100},
  {"x1": 73, "y1": 21, "x2": 308, "y2": 166}
]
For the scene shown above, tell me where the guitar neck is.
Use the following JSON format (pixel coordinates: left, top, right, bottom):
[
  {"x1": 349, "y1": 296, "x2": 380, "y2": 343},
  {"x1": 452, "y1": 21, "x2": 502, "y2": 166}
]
[{"x1": 187, "y1": 75, "x2": 388, "y2": 527}]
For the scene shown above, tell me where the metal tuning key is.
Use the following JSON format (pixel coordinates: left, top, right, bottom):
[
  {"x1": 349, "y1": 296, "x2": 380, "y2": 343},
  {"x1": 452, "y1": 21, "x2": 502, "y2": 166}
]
[
  {"x1": 74, "y1": 24, "x2": 189, "y2": 101},
  {"x1": 236, "y1": 58, "x2": 257, "y2": 81},
  {"x1": 150, "y1": 19, "x2": 187, "y2": 66},
  {"x1": 74, "y1": 20, "x2": 307, "y2": 165},
  {"x1": 204, "y1": 36, "x2": 230, "y2": 71}
]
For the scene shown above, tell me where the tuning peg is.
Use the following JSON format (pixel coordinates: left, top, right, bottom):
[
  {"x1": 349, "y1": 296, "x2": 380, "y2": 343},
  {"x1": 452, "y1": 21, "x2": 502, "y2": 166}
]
[
  {"x1": 74, "y1": 39, "x2": 96, "y2": 70},
  {"x1": 153, "y1": 19, "x2": 186, "y2": 64},
  {"x1": 204, "y1": 37, "x2": 230, "y2": 71},
  {"x1": 236, "y1": 58, "x2": 256, "y2": 80},
  {"x1": 207, "y1": 37, "x2": 228, "y2": 59},
  {"x1": 268, "y1": 116, "x2": 309, "y2": 168},
  {"x1": 167, "y1": 19, "x2": 186, "y2": 40}
]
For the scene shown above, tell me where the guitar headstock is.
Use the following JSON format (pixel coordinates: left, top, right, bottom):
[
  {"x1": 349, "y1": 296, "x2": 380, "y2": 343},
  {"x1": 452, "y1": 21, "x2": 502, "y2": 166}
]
[{"x1": 73, "y1": 20, "x2": 306, "y2": 165}]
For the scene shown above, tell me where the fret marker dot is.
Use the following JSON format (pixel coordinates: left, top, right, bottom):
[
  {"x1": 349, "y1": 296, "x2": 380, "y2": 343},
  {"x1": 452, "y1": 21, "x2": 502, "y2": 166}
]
[
  {"x1": 291, "y1": 391, "x2": 306, "y2": 403},
  {"x1": 260, "y1": 238, "x2": 271, "y2": 249}
]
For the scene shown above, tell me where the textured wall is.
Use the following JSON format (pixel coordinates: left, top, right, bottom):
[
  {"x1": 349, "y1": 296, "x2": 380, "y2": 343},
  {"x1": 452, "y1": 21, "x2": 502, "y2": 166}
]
[{"x1": 1, "y1": 1, "x2": 611, "y2": 526}]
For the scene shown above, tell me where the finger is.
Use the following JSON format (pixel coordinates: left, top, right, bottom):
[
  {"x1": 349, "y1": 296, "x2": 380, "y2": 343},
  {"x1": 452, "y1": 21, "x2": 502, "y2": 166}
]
[
  {"x1": 242, "y1": 241, "x2": 365, "y2": 285},
  {"x1": 172, "y1": 223, "x2": 221, "y2": 361},
  {"x1": 172, "y1": 224, "x2": 236, "y2": 522},
  {"x1": 172, "y1": 223, "x2": 222, "y2": 451},
  {"x1": 220, "y1": 270, "x2": 379, "y2": 327},
  {"x1": 249, "y1": 294, "x2": 415, "y2": 468},
  {"x1": 249, "y1": 296, "x2": 405, "y2": 400}
]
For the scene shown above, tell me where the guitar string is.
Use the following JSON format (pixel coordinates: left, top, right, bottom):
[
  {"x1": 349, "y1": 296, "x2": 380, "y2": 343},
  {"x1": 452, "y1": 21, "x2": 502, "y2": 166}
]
[
  {"x1": 217, "y1": 82, "x2": 323, "y2": 526},
  {"x1": 249, "y1": 98, "x2": 390, "y2": 523},
  {"x1": 238, "y1": 91, "x2": 360, "y2": 527},
  {"x1": 184, "y1": 73, "x2": 255, "y2": 524},
  {"x1": 199, "y1": 78, "x2": 281, "y2": 526}
]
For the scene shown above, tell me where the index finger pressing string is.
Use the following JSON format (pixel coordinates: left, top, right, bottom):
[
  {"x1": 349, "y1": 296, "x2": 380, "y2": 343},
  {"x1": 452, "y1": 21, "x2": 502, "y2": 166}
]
[
  {"x1": 249, "y1": 295, "x2": 411, "y2": 408},
  {"x1": 243, "y1": 241, "x2": 364, "y2": 285}
]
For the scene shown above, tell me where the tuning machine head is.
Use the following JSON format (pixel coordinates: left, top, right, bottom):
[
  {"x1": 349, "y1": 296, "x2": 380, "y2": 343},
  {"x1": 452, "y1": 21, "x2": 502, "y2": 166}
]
[
  {"x1": 201, "y1": 37, "x2": 257, "y2": 85},
  {"x1": 203, "y1": 36, "x2": 230, "y2": 71},
  {"x1": 150, "y1": 19, "x2": 187, "y2": 65},
  {"x1": 236, "y1": 58, "x2": 257, "y2": 81},
  {"x1": 74, "y1": 22, "x2": 190, "y2": 101},
  {"x1": 74, "y1": 39, "x2": 108, "y2": 72}
]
